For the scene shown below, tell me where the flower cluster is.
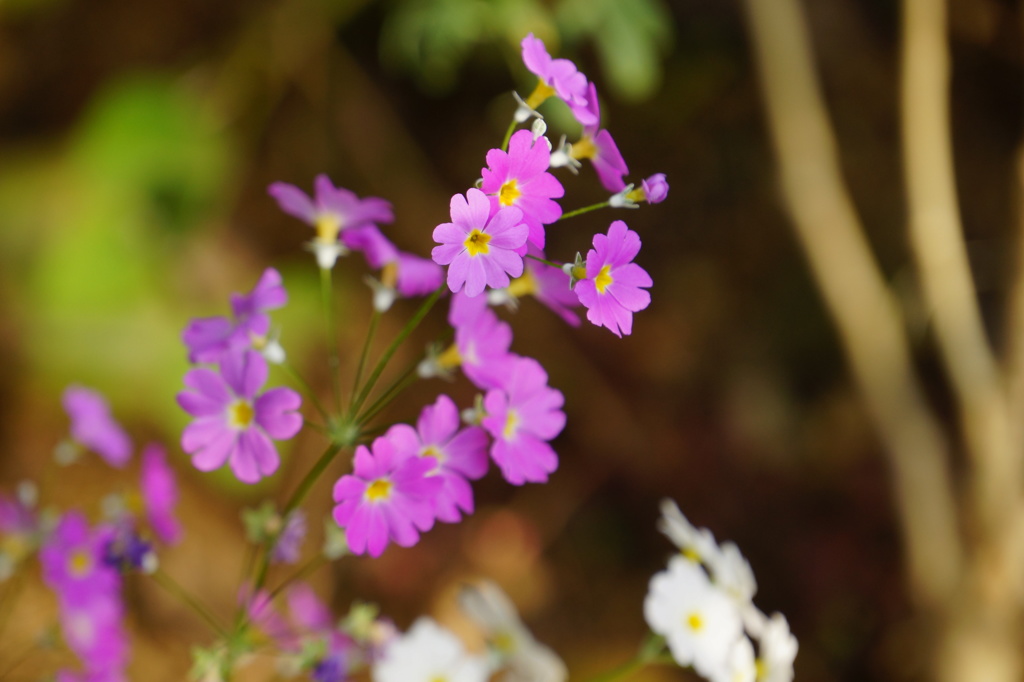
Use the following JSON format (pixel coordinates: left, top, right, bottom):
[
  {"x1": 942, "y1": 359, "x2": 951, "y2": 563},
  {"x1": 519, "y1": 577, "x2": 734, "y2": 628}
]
[{"x1": 644, "y1": 500, "x2": 797, "y2": 682}]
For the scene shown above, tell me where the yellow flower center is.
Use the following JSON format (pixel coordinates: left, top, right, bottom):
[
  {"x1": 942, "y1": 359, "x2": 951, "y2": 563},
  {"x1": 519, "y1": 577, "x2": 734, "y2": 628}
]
[
  {"x1": 492, "y1": 630, "x2": 517, "y2": 654},
  {"x1": 686, "y1": 612, "x2": 704, "y2": 632},
  {"x1": 507, "y1": 270, "x2": 538, "y2": 298},
  {"x1": 228, "y1": 400, "x2": 255, "y2": 429},
  {"x1": 569, "y1": 135, "x2": 597, "y2": 161},
  {"x1": 464, "y1": 229, "x2": 491, "y2": 257},
  {"x1": 436, "y1": 343, "x2": 462, "y2": 371},
  {"x1": 430, "y1": 677, "x2": 448, "y2": 682},
  {"x1": 498, "y1": 179, "x2": 522, "y2": 207},
  {"x1": 420, "y1": 445, "x2": 445, "y2": 465},
  {"x1": 503, "y1": 410, "x2": 520, "y2": 439},
  {"x1": 315, "y1": 215, "x2": 342, "y2": 243},
  {"x1": 682, "y1": 547, "x2": 702, "y2": 563},
  {"x1": 365, "y1": 479, "x2": 393, "y2": 501},
  {"x1": 524, "y1": 81, "x2": 556, "y2": 110},
  {"x1": 594, "y1": 264, "x2": 613, "y2": 294},
  {"x1": 68, "y1": 549, "x2": 93, "y2": 578}
]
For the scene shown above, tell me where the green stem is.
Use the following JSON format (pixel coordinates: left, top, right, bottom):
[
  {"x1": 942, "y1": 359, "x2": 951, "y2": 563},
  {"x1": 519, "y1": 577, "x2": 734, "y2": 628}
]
[
  {"x1": 559, "y1": 201, "x2": 610, "y2": 221},
  {"x1": 280, "y1": 361, "x2": 329, "y2": 421},
  {"x1": 501, "y1": 117, "x2": 519, "y2": 152},
  {"x1": 350, "y1": 309, "x2": 381, "y2": 409},
  {"x1": 583, "y1": 635, "x2": 670, "y2": 682},
  {"x1": 282, "y1": 442, "x2": 345, "y2": 517},
  {"x1": 357, "y1": 362, "x2": 421, "y2": 425},
  {"x1": 266, "y1": 555, "x2": 327, "y2": 602},
  {"x1": 525, "y1": 253, "x2": 564, "y2": 269},
  {"x1": 321, "y1": 266, "x2": 343, "y2": 413},
  {"x1": 152, "y1": 568, "x2": 229, "y2": 638},
  {"x1": 349, "y1": 285, "x2": 445, "y2": 418}
]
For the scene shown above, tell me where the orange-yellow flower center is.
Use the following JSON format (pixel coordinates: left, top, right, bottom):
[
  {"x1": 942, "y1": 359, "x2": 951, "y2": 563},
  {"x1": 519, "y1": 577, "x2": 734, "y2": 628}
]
[
  {"x1": 686, "y1": 612, "x2": 704, "y2": 632},
  {"x1": 493, "y1": 630, "x2": 517, "y2": 654},
  {"x1": 498, "y1": 180, "x2": 522, "y2": 207},
  {"x1": 594, "y1": 265, "x2": 613, "y2": 294},
  {"x1": 464, "y1": 229, "x2": 491, "y2": 257},
  {"x1": 421, "y1": 445, "x2": 444, "y2": 464},
  {"x1": 503, "y1": 410, "x2": 520, "y2": 439},
  {"x1": 228, "y1": 400, "x2": 255, "y2": 429},
  {"x1": 365, "y1": 479, "x2": 393, "y2": 501},
  {"x1": 315, "y1": 215, "x2": 342, "y2": 243},
  {"x1": 68, "y1": 550, "x2": 93, "y2": 578}
]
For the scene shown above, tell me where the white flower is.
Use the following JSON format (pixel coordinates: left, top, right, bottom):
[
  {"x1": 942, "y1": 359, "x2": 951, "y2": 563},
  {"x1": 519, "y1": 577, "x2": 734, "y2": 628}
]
[
  {"x1": 644, "y1": 556, "x2": 745, "y2": 681},
  {"x1": 658, "y1": 498, "x2": 721, "y2": 565},
  {"x1": 754, "y1": 612, "x2": 797, "y2": 682},
  {"x1": 711, "y1": 636, "x2": 757, "y2": 682},
  {"x1": 459, "y1": 580, "x2": 567, "y2": 682},
  {"x1": 707, "y1": 541, "x2": 757, "y2": 607},
  {"x1": 373, "y1": 617, "x2": 491, "y2": 682}
]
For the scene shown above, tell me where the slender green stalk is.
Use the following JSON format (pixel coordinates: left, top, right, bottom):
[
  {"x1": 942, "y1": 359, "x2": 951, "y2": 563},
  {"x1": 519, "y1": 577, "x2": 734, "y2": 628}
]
[
  {"x1": 320, "y1": 266, "x2": 343, "y2": 413},
  {"x1": 349, "y1": 285, "x2": 445, "y2": 417},
  {"x1": 152, "y1": 568, "x2": 229, "y2": 638},
  {"x1": 350, "y1": 309, "x2": 381, "y2": 408},
  {"x1": 525, "y1": 253, "x2": 564, "y2": 269},
  {"x1": 283, "y1": 442, "x2": 346, "y2": 516},
  {"x1": 280, "y1": 361, "x2": 330, "y2": 421},
  {"x1": 501, "y1": 117, "x2": 519, "y2": 152},
  {"x1": 583, "y1": 637, "x2": 671, "y2": 682},
  {"x1": 267, "y1": 555, "x2": 327, "y2": 601},
  {"x1": 357, "y1": 362, "x2": 421, "y2": 425},
  {"x1": 559, "y1": 201, "x2": 611, "y2": 221}
]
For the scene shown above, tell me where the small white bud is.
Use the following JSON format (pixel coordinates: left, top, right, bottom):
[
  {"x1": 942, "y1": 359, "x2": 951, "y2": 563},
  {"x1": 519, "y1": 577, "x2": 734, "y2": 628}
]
[
  {"x1": 512, "y1": 91, "x2": 542, "y2": 123},
  {"x1": 530, "y1": 118, "x2": 548, "y2": 142},
  {"x1": 261, "y1": 338, "x2": 286, "y2": 365},
  {"x1": 549, "y1": 135, "x2": 581, "y2": 173}
]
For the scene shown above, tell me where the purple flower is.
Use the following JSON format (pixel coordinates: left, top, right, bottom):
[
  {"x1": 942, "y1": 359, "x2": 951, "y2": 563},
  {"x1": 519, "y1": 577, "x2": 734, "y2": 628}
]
[
  {"x1": 386, "y1": 394, "x2": 490, "y2": 523},
  {"x1": 432, "y1": 188, "x2": 529, "y2": 298},
  {"x1": 434, "y1": 292, "x2": 517, "y2": 391},
  {"x1": 332, "y1": 436, "x2": 442, "y2": 557},
  {"x1": 268, "y1": 175, "x2": 393, "y2": 269},
  {"x1": 182, "y1": 268, "x2": 288, "y2": 364},
  {"x1": 574, "y1": 220, "x2": 652, "y2": 337},
  {"x1": 640, "y1": 173, "x2": 669, "y2": 204},
  {"x1": 570, "y1": 83, "x2": 629, "y2": 192},
  {"x1": 482, "y1": 357, "x2": 565, "y2": 485},
  {"x1": 177, "y1": 349, "x2": 303, "y2": 484},
  {"x1": 481, "y1": 129, "x2": 564, "y2": 251},
  {"x1": 491, "y1": 248, "x2": 581, "y2": 326},
  {"x1": 140, "y1": 444, "x2": 181, "y2": 545},
  {"x1": 520, "y1": 33, "x2": 596, "y2": 127},
  {"x1": 62, "y1": 386, "x2": 132, "y2": 468},
  {"x1": 271, "y1": 510, "x2": 306, "y2": 564}
]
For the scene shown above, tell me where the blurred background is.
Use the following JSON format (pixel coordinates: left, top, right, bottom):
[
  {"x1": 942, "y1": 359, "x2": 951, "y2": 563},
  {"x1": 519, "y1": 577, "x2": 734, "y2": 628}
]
[{"x1": 0, "y1": 0, "x2": 1021, "y2": 679}]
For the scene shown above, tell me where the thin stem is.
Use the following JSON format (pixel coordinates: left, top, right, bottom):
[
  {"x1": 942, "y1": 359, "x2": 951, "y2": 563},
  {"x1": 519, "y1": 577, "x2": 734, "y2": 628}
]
[
  {"x1": 525, "y1": 254, "x2": 564, "y2": 269},
  {"x1": 583, "y1": 636, "x2": 671, "y2": 682},
  {"x1": 283, "y1": 442, "x2": 346, "y2": 517},
  {"x1": 321, "y1": 266, "x2": 343, "y2": 413},
  {"x1": 350, "y1": 309, "x2": 381, "y2": 409},
  {"x1": 280, "y1": 361, "x2": 330, "y2": 421},
  {"x1": 357, "y1": 361, "x2": 421, "y2": 425},
  {"x1": 559, "y1": 201, "x2": 610, "y2": 221},
  {"x1": 267, "y1": 555, "x2": 328, "y2": 602},
  {"x1": 501, "y1": 117, "x2": 519, "y2": 152},
  {"x1": 152, "y1": 568, "x2": 229, "y2": 638},
  {"x1": 349, "y1": 285, "x2": 445, "y2": 417}
]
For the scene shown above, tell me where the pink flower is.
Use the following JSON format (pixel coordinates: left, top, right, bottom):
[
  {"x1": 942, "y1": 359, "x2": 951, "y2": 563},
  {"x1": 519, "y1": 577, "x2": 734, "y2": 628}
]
[
  {"x1": 432, "y1": 188, "x2": 529, "y2": 297},
  {"x1": 177, "y1": 349, "x2": 303, "y2": 484},
  {"x1": 449, "y1": 292, "x2": 517, "y2": 390},
  {"x1": 140, "y1": 444, "x2": 180, "y2": 545},
  {"x1": 482, "y1": 357, "x2": 565, "y2": 485},
  {"x1": 491, "y1": 248, "x2": 582, "y2": 326},
  {"x1": 62, "y1": 386, "x2": 132, "y2": 468},
  {"x1": 574, "y1": 220, "x2": 652, "y2": 337},
  {"x1": 386, "y1": 394, "x2": 490, "y2": 523},
  {"x1": 182, "y1": 268, "x2": 288, "y2": 364},
  {"x1": 640, "y1": 173, "x2": 669, "y2": 204},
  {"x1": 481, "y1": 130, "x2": 564, "y2": 251},
  {"x1": 268, "y1": 175, "x2": 394, "y2": 269},
  {"x1": 331, "y1": 436, "x2": 442, "y2": 557},
  {"x1": 571, "y1": 83, "x2": 629, "y2": 192},
  {"x1": 520, "y1": 33, "x2": 596, "y2": 127}
]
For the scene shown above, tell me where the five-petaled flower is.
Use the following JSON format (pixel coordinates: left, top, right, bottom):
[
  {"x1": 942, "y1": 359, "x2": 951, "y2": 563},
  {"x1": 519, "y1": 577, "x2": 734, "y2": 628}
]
[{"x1": 574, "y1": 220, "x2": 653, "y2": 337}]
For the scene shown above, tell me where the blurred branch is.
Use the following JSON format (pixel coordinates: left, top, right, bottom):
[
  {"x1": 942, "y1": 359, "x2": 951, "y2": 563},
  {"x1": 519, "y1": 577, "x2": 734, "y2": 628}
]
[{"x1": 741, "y1": 0, "x2": 963, "y2": 610}]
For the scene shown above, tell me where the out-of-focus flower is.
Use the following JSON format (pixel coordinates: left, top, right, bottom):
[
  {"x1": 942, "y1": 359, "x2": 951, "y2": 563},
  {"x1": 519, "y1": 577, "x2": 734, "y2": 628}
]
[
  {"x1": 140, "y1": 443, "x2": 181, "y2": 545},
  {"x1": 62, "y1": 386, "x2": 132, "y2": 468},
  {"x1": 518, "y1": 33, "x2": 595, "y2": 127},
  {"x1": 373, "y1": 617, "x2": 491, "y2": 682}
]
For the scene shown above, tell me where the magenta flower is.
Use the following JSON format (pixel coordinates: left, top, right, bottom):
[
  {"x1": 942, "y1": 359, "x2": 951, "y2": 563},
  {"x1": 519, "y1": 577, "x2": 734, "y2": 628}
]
[
  {"x1": 62, "y1": 386, "x2": 132, "y2": 468},
  {"x1": 574, "y1": 220, "x2": 652, "y2": 337},
  {"x1": 271, "y1": 510, "x2": 306, "y2": 564},
  {"x1": 268, "y1": 175, "x2": 394, "y2": 269},
  {"x1": 492, "y1": 248, "x2": 582, "y2": 326},
  {"x1": 347, "y1": 226, "x2": 443, "y2": 311},
  {"x1": 640, "y1": 173, "x2": 669, "y2": 204},
  {"x1": 177, "y1": 349, "x2": 303, "y2": 484},
  {"x1": 442, "y1": 291, "x2": 518, "y2": 390},
  {"x1": 481, "y1": 129, "x2": 564, "y2": 250},
  {"x1": 182, "y1": 267, "x2": 288, "y2": 364},
  {"x1": 140, "y1": 443, "x2": 181, "y2": 545},
  {"x1": 520, "y1": 33, "x2": 596, "y2": 127},
  {"x1": 386, "y1": 394, "x2": 490, "y2": 523},
  {"x1": 331, "y1": 436, "x2": 442, "y2": 557},
  {"x1": 432, "y1": 188, "x2": 529, "y2": 297},
  {"x1": 482, "y1": 357, "x2": 565, "y2": 485},
  {"x1": 570, "y1": 83, "x2": 629, "y2": 192}
]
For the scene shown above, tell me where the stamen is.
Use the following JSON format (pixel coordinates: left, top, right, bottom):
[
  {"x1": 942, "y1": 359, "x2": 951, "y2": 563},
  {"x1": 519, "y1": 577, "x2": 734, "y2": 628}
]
[
  {"x1": 503, "y1": 410, "x2": 520, "y2": 439},
  {"x1": 227, "y1": 400, "x2": 255, "y2": 429},
  {"x1": 686, "y1": 612, "x2": 704, "y2": 632},
  {"x1": 499, "y1": 180, "x2": 521, "y2": 207},
  {"x1": 365, "y1": 479, "x2": 393, "y2": 502},
  {"x1": 594, "y1": 265, "x2": 613, "y2": 294}
]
